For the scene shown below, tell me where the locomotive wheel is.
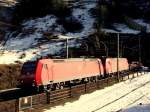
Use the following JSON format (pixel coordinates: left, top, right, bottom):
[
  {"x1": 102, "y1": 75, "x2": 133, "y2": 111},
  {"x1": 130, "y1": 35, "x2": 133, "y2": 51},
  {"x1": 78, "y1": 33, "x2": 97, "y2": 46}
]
[
  {"x1": 59, "y1": 82, "x2": 65, "y2": 89},
  {"x1": 56, "y1": 84, "x2": 60, "y2": 90},
  {"x1": 60, "y1": 82, "x2": 64, "y2": 89},
  {"x1": 54, "y1": 83, "x2": 64, "y2": 90},
  {"x1": 47, "y1": 84, "x2": 52, "y2": 91}
]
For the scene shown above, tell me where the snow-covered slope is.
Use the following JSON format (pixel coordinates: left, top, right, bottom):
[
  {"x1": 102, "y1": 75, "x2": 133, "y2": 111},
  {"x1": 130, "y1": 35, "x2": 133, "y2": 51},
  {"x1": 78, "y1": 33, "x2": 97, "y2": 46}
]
[
  {"x1": 134, "y1": 19, "x2": 150, "y2": 33},
  {"x1": 0, "y1": 1, "x2": 97, "y2": 64},
  {"x1": 102, "y1": 19, "x2": 150, "y2": 34},
  {"x1": 1, "y1": 0, "x2": 150, "y2": 64},
  {"x1": 102, "y1": 23, "x2": 141, "y2": 34}
]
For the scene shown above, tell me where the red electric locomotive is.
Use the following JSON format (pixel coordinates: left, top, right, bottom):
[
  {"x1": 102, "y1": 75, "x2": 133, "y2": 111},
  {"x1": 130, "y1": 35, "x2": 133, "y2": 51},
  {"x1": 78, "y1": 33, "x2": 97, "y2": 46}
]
[
  {"x1": 105, "y1": 58, "x2": 129, "y2": 74},
  {"x1": 19, "y1": 58, "x2": 129, "y2": 90},
  {"x1": 20, "y1": 58, "x2": 104, "y2": 90}
]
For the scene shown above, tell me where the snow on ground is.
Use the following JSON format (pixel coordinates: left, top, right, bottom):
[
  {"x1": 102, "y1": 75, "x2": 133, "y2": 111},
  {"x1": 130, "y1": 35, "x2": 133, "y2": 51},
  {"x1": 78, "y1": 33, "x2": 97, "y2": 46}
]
[
  {"x1": 0, "y1": 0, "x2": 18, "y2": 7},
  {"x1": 43, "y1": 73, "x2": 150, "y2": 112},
  {"x1": 21, "y1": 15, "x2": 64, "y2": 33},
  {"x1": 101, "y1": 28, "x2": 119, "y2": 34},
  {"x1": 134, "y1": 19, "x2": 150, "y2": 33},
  {"x1": 102, "y1": 19, "x2": 150, "y2": 34},
  {"x1": 0, "y1": 1, "x2": 97, "y2": 64},
  {"x1": 66, "y1": 1, "x2": 96, "y2": 38},
  {"x1": 102, "y1": 23, "x2": 140, "y2": 34},
  {"x1": 0, "y1": 42, "x2": 65, "y2": 64},
  {"x1": 113, "y1": 23, "x2": 140, "y2": 34}
]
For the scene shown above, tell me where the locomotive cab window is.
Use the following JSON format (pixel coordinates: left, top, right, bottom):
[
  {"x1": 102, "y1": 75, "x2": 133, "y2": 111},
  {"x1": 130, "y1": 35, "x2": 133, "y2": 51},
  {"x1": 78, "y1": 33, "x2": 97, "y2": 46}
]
[{"x1": 21, "y1": 61, "x2": 37, "y2": 75}]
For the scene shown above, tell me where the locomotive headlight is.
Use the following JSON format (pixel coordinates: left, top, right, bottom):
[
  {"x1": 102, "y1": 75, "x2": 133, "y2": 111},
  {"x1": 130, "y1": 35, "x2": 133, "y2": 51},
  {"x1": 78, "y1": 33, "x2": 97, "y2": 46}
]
[{"x1": 32, "y1": 80, "x2": 35, "y2": 86}]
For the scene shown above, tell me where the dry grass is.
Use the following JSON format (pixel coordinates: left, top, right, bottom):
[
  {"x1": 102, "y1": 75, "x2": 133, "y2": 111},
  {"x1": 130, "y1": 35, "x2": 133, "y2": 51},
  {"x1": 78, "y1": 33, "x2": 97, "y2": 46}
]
[
  {"x1": 0, "y1": 100, "x2": 17, "y2": 112},
  {"x1": 0, "y1": 64, "x2": 23, "y2": 90}
]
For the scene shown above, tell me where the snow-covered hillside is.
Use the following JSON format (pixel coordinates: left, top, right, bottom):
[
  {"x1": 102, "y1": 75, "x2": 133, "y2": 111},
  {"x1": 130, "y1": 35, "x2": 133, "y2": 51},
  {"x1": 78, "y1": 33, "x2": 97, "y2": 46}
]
[
  {"x1": 0, "y1": 1, "x2": 97, "y2": 64},
  {"x1": 0, "y1": 0, "x2": 150, "y2": 64}
]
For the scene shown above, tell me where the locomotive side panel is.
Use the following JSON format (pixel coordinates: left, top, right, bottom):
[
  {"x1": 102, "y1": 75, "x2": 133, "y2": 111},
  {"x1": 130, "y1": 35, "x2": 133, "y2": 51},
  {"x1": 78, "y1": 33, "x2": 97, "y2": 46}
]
[
  {"x1": 83, "y1": 59, "x2": 103, "y2": 77},
  {"x1": 105, "y1": 58, "x2": 113, "y2": 74},
  {"x1": 106, "y1": 58, "x2": 129, "y2": 74},
  {"x1": 52, "y1": 61, "x2": 84, "y2": 82},
  {"x1": 110, "y1": 58, "x2": 117, "y2": 73},
  {"x1": 119, "y1": 58, "x2": 129, "y2": 71},
  {"x1": 36, "y1": 59, "x2": 53, "y2": 86},
  {"x1": 83, "y1": 60, "x2": 99, "y2": 76},
  {"x1": 52, "y1": 59, "x2": 103, "y2": 83}
]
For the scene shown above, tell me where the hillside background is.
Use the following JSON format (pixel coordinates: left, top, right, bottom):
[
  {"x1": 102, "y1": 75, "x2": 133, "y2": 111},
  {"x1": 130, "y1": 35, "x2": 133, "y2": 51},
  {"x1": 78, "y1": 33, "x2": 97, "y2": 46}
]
[{"x1": 0, "y1": 0, "x2": 150, "y2": 65}]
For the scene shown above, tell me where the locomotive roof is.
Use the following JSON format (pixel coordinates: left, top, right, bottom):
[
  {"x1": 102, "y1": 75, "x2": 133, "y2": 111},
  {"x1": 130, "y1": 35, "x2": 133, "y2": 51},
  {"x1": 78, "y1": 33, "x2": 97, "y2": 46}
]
[{"x1": 52, "y1": 58, "x2": 100, "y2": 62}]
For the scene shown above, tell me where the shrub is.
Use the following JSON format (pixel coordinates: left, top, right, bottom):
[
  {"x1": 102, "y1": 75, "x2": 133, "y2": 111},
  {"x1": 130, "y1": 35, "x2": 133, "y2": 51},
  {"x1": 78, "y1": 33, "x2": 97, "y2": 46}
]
[
  {"x1": 13, "y1": 0, "x2": 72, "y2": 24},
  {"x1": 57, "y1": 17, "x2": 83, "y2": 33}
]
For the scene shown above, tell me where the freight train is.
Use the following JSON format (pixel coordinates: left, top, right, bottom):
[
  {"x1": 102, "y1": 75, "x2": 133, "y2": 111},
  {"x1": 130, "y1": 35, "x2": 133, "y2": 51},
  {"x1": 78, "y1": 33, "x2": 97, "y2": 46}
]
[{"x1": 19, "y1": 57, "x2": 129, "y2": 91}]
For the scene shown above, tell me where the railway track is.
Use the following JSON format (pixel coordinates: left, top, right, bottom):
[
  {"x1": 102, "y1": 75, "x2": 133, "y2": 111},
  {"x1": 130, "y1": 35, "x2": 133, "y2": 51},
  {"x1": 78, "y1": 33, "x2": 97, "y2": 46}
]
[
  {"x1": 0, "y1": 71, "x2": 145, "y2": 112},
  {"x1": 19, "y1": 71, "x2": 143, "y2": 111},
  {"x1": 91, "y1": 78, "x2": 150, "y2": 112},
  {"x1": 0, "y1": 88, "x2": 21, "y2": 102},
  {"x1": 0, "y1": 87, "x2": 41, "y2": 102}
]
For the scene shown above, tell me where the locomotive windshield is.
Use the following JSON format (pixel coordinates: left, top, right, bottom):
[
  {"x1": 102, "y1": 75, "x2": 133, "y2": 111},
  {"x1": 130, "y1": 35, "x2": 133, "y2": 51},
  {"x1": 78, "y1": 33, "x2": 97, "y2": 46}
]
[{"x1": 21, "y1": 61, "x2": 37, "y2": 75}]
